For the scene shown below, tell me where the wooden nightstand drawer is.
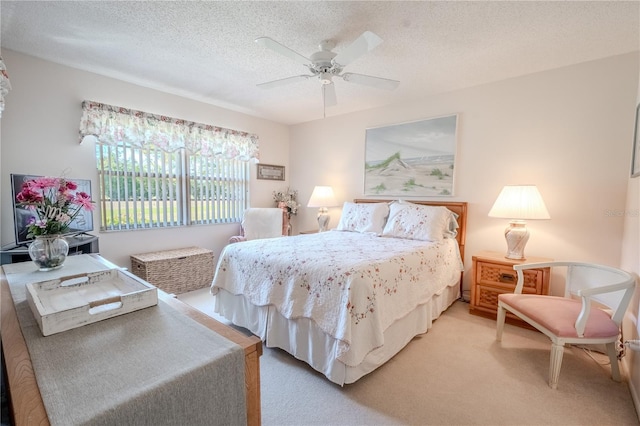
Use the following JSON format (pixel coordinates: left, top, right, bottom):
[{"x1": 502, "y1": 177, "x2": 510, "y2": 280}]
[
  {"x1": 474, "y1": 284, "x2": 528, "y2": 323},
  {"x1": 475, "y1": 284, "x2": 504, "y2": 311},
  {"x1": 476, "y1": 261, "x2": 544, "y2": 293},
  {"x1": 469, "y1": 251, "x2": 551, "y2": 327}
]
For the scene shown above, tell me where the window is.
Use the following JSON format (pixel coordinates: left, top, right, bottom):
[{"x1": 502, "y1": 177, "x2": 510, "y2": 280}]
[
  {"x1": 81, "y1": 101, "x2": 259, "y2": 232},
  {"x1": 96, "y1": 142, "x2": 248, "y2": 231}
]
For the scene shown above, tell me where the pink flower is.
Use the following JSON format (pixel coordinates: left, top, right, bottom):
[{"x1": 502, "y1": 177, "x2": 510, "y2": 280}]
[
  {"x1": 74, "y1": 192, "x2": 95, "y2": 211},
  {"x1": 15, "y1": 176, "x2": 95, "y2": 237},
  {"x1": 64, "y1": 180, "x2": 78, "y2": 191},
  {"x1": 29, "y1": 177, "x2": 59, "y2": 190},
  {"x1": 16, "y1": 187, "x2": 44, "y2": 204}
]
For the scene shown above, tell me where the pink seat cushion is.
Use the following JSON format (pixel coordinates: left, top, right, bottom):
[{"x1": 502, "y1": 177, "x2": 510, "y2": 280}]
[{"x1": 498, "y1": 294, "x2": 619, "y2": 338}]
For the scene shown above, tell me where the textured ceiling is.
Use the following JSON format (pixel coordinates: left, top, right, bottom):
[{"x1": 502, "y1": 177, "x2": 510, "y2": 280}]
[{"x1": 1, "y1": 1, "x2": 639, "y2": 125}]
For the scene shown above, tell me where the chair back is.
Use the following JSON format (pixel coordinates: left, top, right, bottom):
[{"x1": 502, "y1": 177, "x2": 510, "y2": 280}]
[
  {"x1": 241, "y1": 208, "x2": 285, "y2": 240},
  {"x1": 564, "y1": 262, "x2": 635, "y2": 324}
]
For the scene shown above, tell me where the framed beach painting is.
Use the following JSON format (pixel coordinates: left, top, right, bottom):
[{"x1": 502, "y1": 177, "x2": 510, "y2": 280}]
[{"x1": 364, "y1": 115, "x2": 458, "y2": 196}]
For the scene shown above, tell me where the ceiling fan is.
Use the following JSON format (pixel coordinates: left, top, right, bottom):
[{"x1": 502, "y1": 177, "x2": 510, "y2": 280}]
[{"x1": 255, "y1": 31, "x2": 400, "y2": 115}]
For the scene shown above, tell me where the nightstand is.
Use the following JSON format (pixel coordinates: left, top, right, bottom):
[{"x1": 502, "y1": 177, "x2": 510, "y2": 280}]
[{"x1": 470, "y1": 250, "x2": 551, "y2": 327}]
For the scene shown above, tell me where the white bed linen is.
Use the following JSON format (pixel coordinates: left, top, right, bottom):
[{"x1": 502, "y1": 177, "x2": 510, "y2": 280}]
[
  {"x1": 214, "y1": 282, "x2": 459, "y2": 384},
  {"x1": 211, "y1": 231, "x2": 463, "y2": 384}
]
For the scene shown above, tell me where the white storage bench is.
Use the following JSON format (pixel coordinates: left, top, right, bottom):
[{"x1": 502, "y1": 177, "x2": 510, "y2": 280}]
[{"x1": 130, "y1": 247, "x2": 214, "y2": 294}]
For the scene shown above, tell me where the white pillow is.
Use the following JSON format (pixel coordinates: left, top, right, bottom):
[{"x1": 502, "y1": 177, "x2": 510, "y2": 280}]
[
  {"x1": 336, "y1": 202, "x2": 389, "y2": 234},
  {"x1": 382, "y1": 202, "x2": 456, "y2": 241},
  {"x1": 396, "y1": 200, "x2": 459, "y2": 238}
]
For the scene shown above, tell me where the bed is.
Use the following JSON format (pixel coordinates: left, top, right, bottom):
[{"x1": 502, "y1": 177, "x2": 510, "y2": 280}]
[{"x1": 211, "y1": 199, "x2": 467, "y2": 385}]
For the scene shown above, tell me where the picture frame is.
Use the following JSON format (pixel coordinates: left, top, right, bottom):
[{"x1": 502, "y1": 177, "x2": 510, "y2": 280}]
[
  {"x1": 364, "y1": 114, "x2": 458, "y2": 196},
  {"x1": 632, "y1": 103, "x2": 640, "y2": 178},
  {"x1": 257, "y1": 163, "x2": 285, "y2": 181}
]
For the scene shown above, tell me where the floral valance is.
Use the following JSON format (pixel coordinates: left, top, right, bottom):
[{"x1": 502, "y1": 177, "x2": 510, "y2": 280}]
[{"x1": 79, "y1": 101, "x2": 259, "y2": 161}]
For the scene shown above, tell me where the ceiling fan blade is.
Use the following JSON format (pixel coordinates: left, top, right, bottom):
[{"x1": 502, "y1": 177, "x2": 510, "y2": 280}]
[
  {"x1": 257, "y1": 75, "x2": 312, "y2": 89},
  {"x1": 341, "y1": 72, "x2": 400, "y2": 90},
  {"x1": 332, "y1": 31, "x2": 383, "y2": 67},
  {"x1": 323, "y1": 83, "x2": 337, "y2": 108},
  {"x1": 255, "y1": 37, "x2": 310, "y2": 65}
]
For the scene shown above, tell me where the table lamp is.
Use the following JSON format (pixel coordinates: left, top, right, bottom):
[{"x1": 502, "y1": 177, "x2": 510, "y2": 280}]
[
  {"x1": 488, "y1": 185, "x2": 550, "y2": 260},
  {"x1": 307, "y1": 186, "x2": 338, "y2": 232}
]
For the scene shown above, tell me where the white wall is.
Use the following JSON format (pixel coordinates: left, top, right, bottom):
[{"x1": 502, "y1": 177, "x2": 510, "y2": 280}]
[
  {"x1": 623, "y1": 175, "x2": 640, "y2": 414},
  {"x1": 0, "y1": 50, "x2": 291, "y2": 267},
  {"x1": 290, "y1": 53, "x2": 639, "y2": 296},
  {"x1": 621, "y1": 58, "x2": 640, "y2": 415}
]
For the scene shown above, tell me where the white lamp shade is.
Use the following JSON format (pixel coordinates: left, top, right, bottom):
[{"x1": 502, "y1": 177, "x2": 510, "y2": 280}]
[
  {"x1": 307, "y1": 186, "x2": 338, "y2": 208},
  {"x1": 488, "y1": 185, "x2": 550, "y2": 220}
]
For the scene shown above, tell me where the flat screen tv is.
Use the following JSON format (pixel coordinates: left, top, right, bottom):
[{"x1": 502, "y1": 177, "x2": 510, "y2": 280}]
[{"x1": 11, "y1": 174, "x2": 94, "y2": 246}]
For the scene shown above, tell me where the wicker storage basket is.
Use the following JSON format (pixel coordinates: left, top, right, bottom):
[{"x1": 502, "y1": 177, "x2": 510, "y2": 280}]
[{"x1": 130, "y1": 247, "x2": 214, "y2": 294}]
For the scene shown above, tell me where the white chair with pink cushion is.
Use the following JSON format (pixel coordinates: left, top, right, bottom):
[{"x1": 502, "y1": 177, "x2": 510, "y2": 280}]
[{"x1": 496, "y1": 261, "x2": 635, "y2": 389}]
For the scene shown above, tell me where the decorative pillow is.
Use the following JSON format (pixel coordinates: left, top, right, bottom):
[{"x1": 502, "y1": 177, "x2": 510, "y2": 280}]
[
  {"x1": 336, "y1": 202, "x2": 389, "y2": 234},
  {"x1": 396, "y1": 200, "x2": 459, "y2": 239},
  {"x1": 445, "y1": 212, "x2": 459, "y2": 238},
  {"x1": 382, "y1": 202, "x2": 456, "y2": 241}
]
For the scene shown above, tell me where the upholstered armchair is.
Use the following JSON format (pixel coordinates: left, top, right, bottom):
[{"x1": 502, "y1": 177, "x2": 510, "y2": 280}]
[
  {"x1": 229, "y1": 208, "x2": 287, "y2": 243},
  {"x1": 496, "y1": 261, "x2": 635, "y2": 389}
]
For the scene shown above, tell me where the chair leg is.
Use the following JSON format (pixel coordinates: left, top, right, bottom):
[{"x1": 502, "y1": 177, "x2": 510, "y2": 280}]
[
  {"x1": 606, "y1": 342, "x2": 621, "y2": 382},
  {"x1": 549, "y1": 342, "x2": 565, "y2": 389},
  {"x1": 496, "y1": 303, "x2": 506, "y2": 342}
]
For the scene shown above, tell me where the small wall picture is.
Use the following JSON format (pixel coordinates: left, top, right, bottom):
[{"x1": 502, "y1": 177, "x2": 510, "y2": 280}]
[
  {"x1": 364, "y1": 115, "x2": 458, "y2": 196},
  {"x1": 257, "y1": 163, "x2": 285, "y2": 181}
]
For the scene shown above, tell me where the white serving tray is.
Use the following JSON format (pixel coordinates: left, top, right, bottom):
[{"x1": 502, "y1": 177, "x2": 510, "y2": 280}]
[{"x1": 26, "y1": 268, "x2": 158, "y2": 336}]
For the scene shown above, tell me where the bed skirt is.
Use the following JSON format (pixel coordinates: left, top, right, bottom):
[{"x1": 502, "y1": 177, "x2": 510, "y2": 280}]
[{"x1": 214, "y1": 279, "x2": 460, "y2": 385}]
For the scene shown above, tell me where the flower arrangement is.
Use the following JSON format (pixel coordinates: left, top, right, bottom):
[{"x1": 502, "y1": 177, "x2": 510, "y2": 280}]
[
  {"x1": 273, "y1": 187, "x2": 300, "y2": 216},
  {"x1": 16, "y1": 176, "x2": 95, "y2": 238}
]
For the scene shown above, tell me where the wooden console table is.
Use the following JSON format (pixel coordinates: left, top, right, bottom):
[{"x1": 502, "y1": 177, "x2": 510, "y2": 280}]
[{"x1": 1, "y1": 255, "x2": 262, "y2": 425}]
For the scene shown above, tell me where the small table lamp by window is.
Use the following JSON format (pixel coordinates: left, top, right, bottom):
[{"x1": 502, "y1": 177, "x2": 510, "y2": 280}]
[
  {"x1": 488, "y1": 185, "x2": 550, "y2": 260},
  {"x1": 307, "y1": 186, "x2": 338, "y2": 232}
]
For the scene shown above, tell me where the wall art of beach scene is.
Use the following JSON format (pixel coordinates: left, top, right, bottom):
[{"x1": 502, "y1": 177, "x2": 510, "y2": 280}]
[{"x1": 364, "y1": 115, "x2": 458, "y2": 196}]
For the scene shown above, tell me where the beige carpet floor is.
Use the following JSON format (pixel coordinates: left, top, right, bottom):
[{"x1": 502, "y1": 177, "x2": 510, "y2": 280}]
[{"x1": 179, "y1": 288, "x2": 639, "y2": 425}]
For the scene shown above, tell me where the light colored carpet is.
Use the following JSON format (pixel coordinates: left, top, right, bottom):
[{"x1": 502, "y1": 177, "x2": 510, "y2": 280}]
[{"x1": 179, "y1": 288, "x2": 639, "y2": 425}]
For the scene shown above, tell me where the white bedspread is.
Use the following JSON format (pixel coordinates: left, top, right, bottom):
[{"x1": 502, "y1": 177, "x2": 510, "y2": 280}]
[{"x1": 211, "y1": 231, "x2": 463, "y2": 366}]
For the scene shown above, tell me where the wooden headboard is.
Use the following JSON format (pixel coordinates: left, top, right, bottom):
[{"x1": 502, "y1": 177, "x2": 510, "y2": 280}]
[{"x1": 353, "y1": 199, "x2": 468, "y2": 262}]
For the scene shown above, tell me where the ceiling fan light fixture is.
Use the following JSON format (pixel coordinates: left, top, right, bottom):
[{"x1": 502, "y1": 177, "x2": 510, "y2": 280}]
[{"x1": 255, "y1": 30, "x2": 400, "y2": 113}]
